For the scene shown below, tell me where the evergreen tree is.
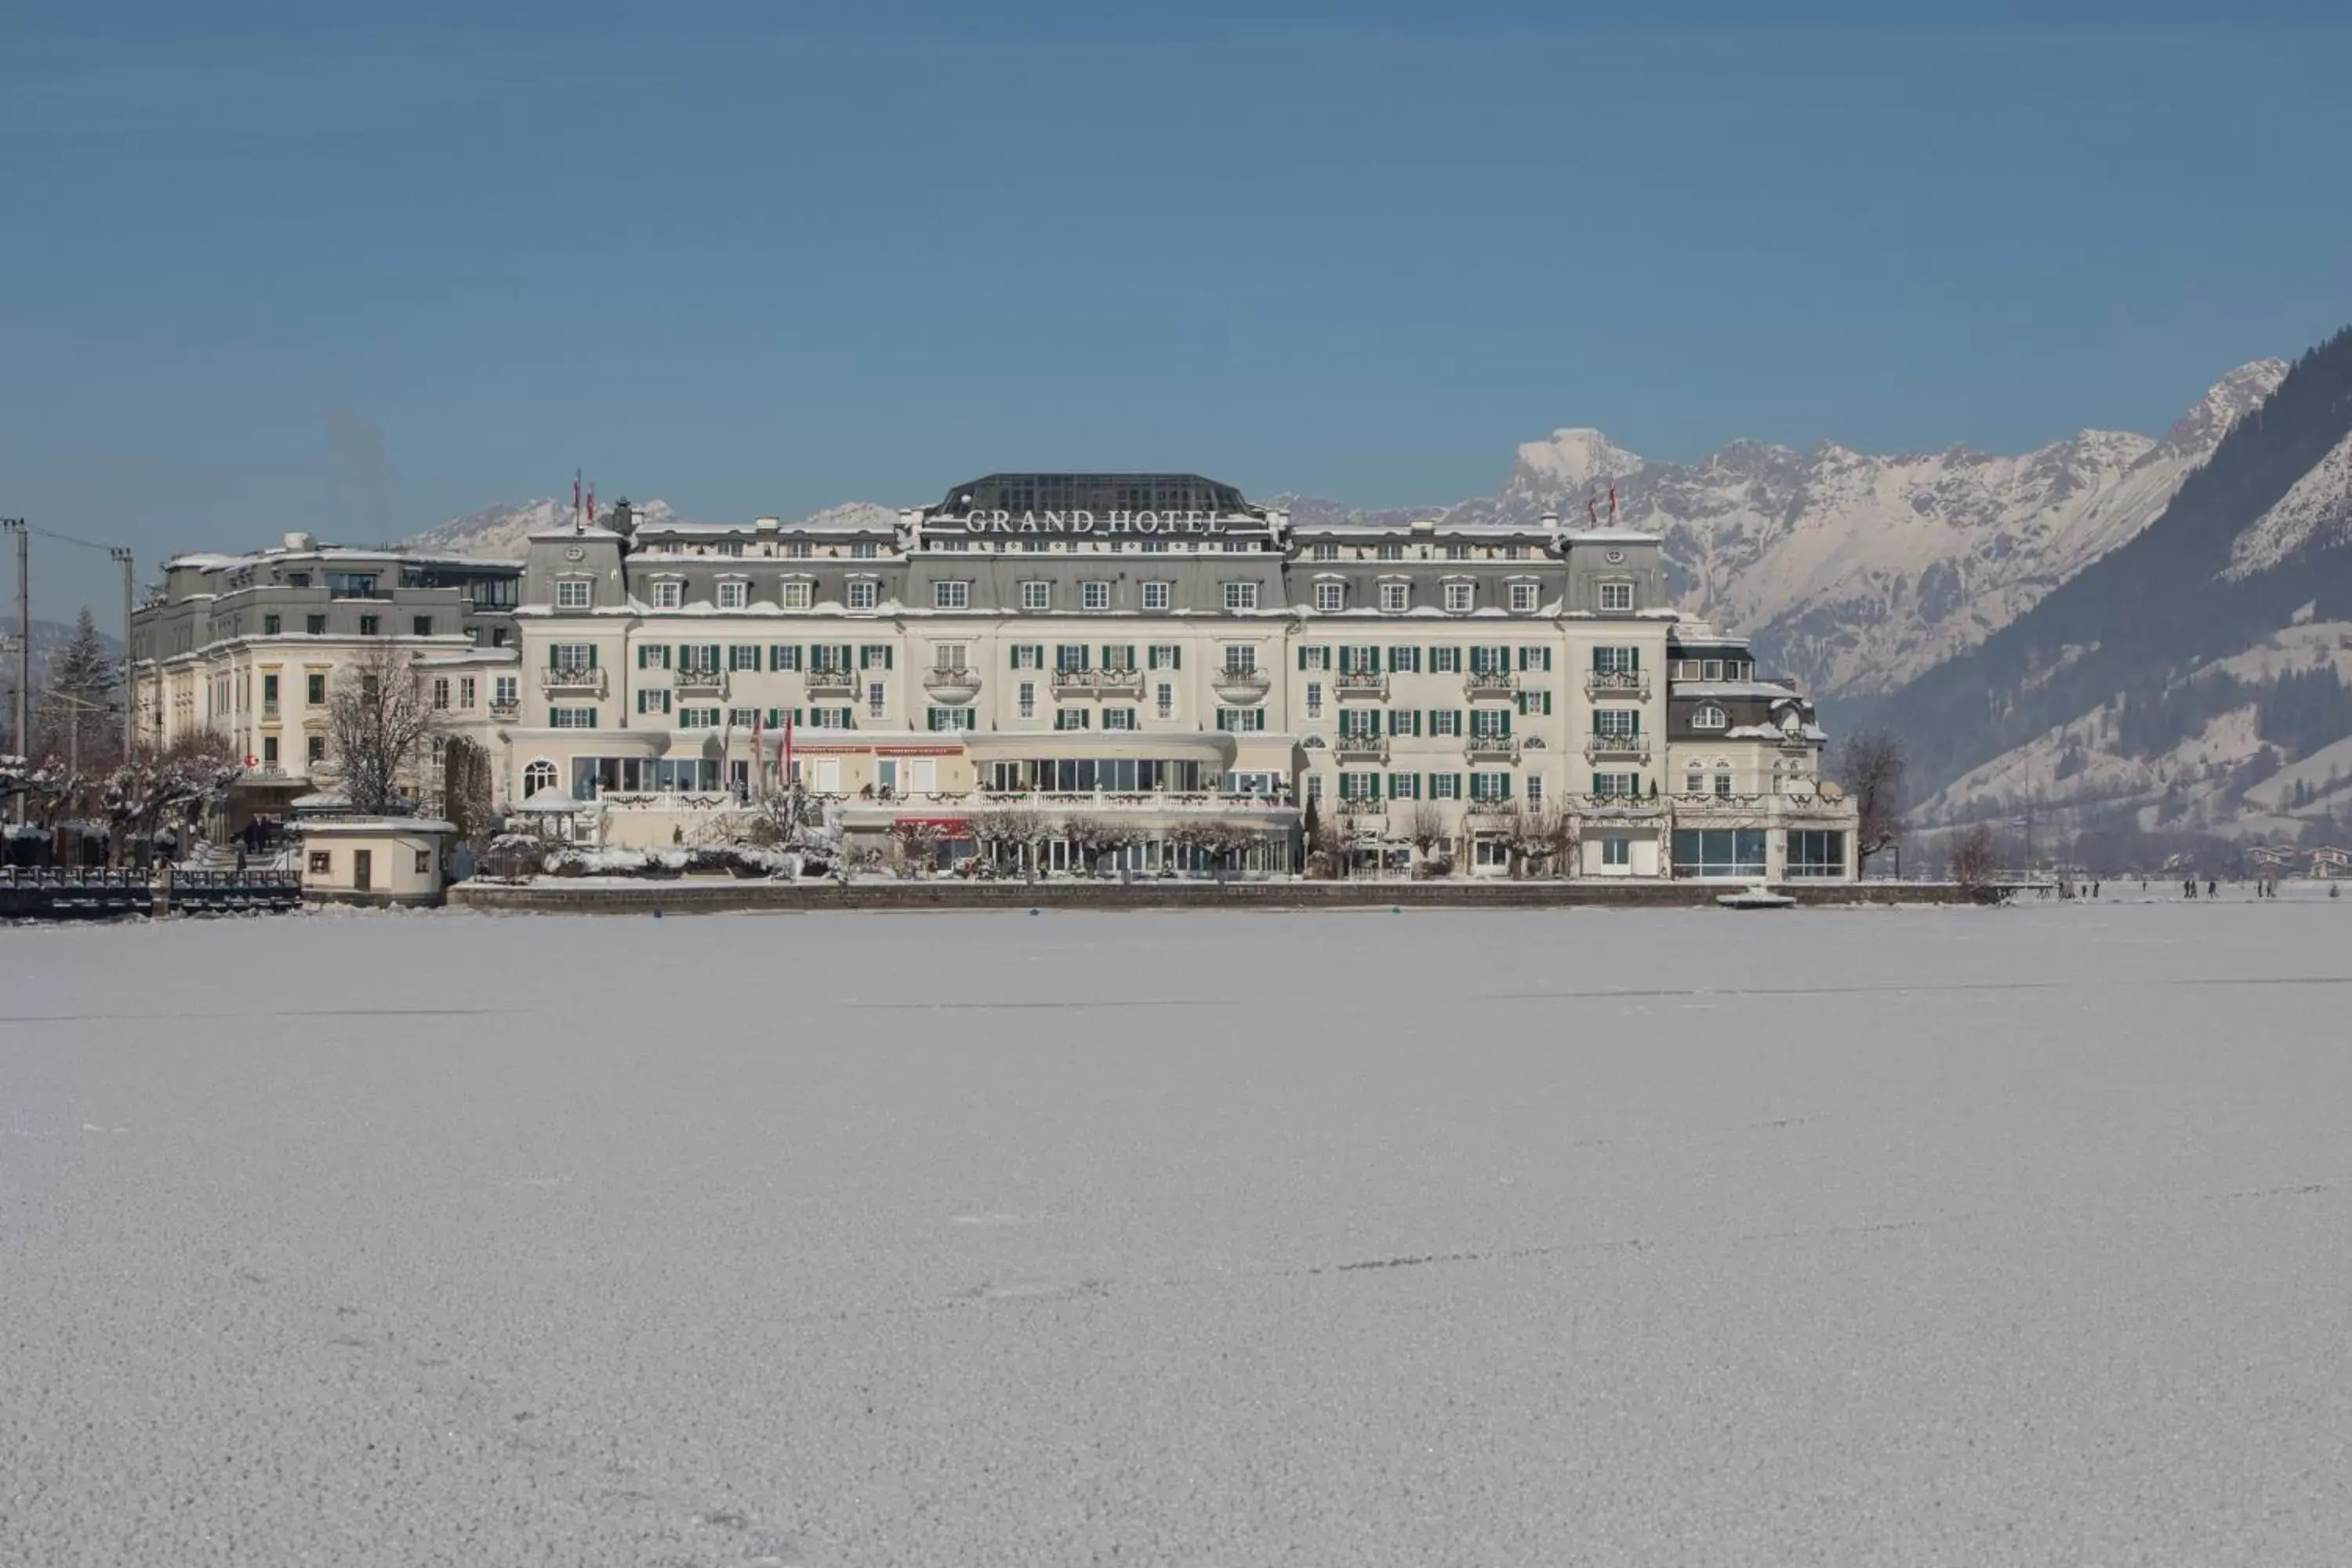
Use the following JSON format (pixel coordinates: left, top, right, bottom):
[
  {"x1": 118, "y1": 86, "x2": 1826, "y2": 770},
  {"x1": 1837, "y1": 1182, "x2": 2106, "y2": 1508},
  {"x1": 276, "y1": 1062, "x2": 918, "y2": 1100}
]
[{"x1": 34, "y1": 608, "x2": 121, "y2": 768}]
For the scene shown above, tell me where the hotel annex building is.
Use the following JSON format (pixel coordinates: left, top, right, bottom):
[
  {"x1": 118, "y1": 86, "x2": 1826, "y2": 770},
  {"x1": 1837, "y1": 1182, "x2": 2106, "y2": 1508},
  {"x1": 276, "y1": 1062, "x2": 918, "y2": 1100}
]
[{"x1": 131, "y1": 473, "x2": 1858, "y2": 882}]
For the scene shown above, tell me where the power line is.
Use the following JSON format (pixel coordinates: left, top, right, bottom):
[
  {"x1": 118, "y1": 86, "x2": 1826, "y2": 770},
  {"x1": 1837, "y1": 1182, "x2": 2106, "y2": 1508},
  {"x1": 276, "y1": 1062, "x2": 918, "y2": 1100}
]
[{"x1": 27, "y1": 523, "x2": 124, "y2": 555}]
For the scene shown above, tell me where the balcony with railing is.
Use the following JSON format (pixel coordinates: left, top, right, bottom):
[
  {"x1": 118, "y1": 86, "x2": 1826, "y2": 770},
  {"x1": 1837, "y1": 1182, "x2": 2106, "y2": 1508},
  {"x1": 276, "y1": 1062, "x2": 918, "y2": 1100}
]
[
  {"x1": 1330, "y1": 733, "x2": 1390, "y2": 763},
  {"x1": 1464, "y1": 798, "x2": 1520, "y2": 820},
  {"x1": 1463, "y1": 669, "x2": 1517, "y2": 698},
  {"x1": 540, "y1": 666, "x2": 607, "y2": 696},
  {"x1": 675, "y1": 668, "x2": 729, "y2": 698},
  {"x1": 804, "y1": 666, "x2": 857, "y2": 693},
  {"x1": 1051, "y1": 666, "x2": 1144, "y2": 696},
  {"x1": 1585, "y1": 668, "x2": 1651, "y2": 701},
  {"x1": 1334, "y1": 670, "x2": 1388, "y2": 699},
  {"x1": 923, "y1": 665, "x2": 983, "y2": 705},
  {"x1": 1584, "y1": 733, "x2": 1651, "y2": 763},
  {"x1": 1210, "y1": 666, "x2": 1272, "y2": 703},
  {"x1": 1464, "y1": 734, "x2": 1522, "y2": 763},
  {"x1": 488, "y1": 699, "x2": 521, "y2": 720}
]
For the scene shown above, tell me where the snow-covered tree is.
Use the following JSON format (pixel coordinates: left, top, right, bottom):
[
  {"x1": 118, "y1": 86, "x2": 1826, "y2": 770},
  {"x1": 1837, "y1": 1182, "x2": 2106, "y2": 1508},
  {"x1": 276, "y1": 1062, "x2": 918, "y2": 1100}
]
[{"x1": 326, "y1": 647, "x2": 440, "y2": 815}]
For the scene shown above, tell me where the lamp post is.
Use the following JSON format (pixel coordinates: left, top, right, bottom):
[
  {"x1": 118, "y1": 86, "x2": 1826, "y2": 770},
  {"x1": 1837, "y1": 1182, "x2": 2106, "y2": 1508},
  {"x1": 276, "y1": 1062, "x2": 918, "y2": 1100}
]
[{"x1": 109, "y1": 548, "x2": 134, "y2": 760}]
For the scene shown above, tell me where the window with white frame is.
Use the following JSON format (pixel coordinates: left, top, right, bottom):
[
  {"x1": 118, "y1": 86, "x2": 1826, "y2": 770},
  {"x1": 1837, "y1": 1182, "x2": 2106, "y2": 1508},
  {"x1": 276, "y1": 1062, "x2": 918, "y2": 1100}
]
[
  {"x1": 651, "y1": 579, "x2": 684, "y2": 608},
  {"x1": 494, "y1": 675, "x2": 517, "y2": 705},
  {"x1": 717, "y1": 539, "x2": 743, "y2": 557},
  {"x1": 431, "y1": 677, "x2": 449, "y2": 710},
  {"x1": 1224, "y1": 582, "x2": 1258, "y2": 612},
  {"x1": 550, "y1": 641, "x2": 595, "y2": 671},
  {"x1": 1430, "y1": 646, "x2": 1461, "y2": 674},
  {"x1": 782, "y1": 539, "x2": 811, "y2": 558},
  {"x1": 1692, "y1": 702, "x2": 1728, "y2": 730},
  {"x1": 1223, "y1": 644, "x2": 1257, "y2": 674},
  {"x1": 1142, "y1": 581, "x2": 1171, "y2": 611},
  {"x1": 1595, "y1": 645, "x2": 1640, "y2": 674},
  {"x1": 1147, "y1": 644, "x2": 1181, "y2": 670},
  {"x1": 1018, "y1": 681, "x2": 1036, "y2": 719},
  {"x1": 1300, "y1": 644, "x2": 1331, "y2": 671},
  {"x1": 851, "y1": 541, "x2": 879, "y2": 559},
  {"x1": 1102, "y1": 707, "x2": 1137, "y2": 731},
  {"x1": 1021, "y1": 581, "x2": 1051, "y2": 612},
  {"x1": 1592, "y1": 771, "x2": 1640, "y2": 797},
  {"x1": 555, "y1": 579, "x2": 592, "y2": 609},
  {"x1": 1602, "y1": 836, "x2": 1631, "y2": 866},
  {"x1": 1599, "y1": 580, "x2": 1634, "y2": 612},
  {"x1": 1508, "y1": 581, "x2": 1539, "y2": 613},
  {"x1": 459, "y1": 677, "x2": 476, "y2": 708},
  {"x1": 1156, "y1": 682, "x2": 1173, "y2": 720},
  {"x1": 1305, "y1": 682, "x2": 1323, "y2": 719},
  {"x1": 1376, "y1": 542, "x2": 1403, "y2": 561},
  {"x1": 1082, "y1": 580, "x2": 1111, "y2": 611},
  {"x1": 1444, "y1": 581, "x2": 1474, "y2": 613},
  {"x1": 717, "y1": 580, "x2": 748, "y2": 608},
  {"x1": 1446, "y1": 543, "x2": 1470, "y2": 561},
  {"x1": 1429, "y1": 772, "x2": 1461, "y2": 799},
  {"x1": 847, "y1": 579, "x2": 879, "y2": 610},
  {"x1": 1595, "y1": 709, "x2": 1641, "y2": 738},
  {"x1": 934, "y1": 642, "x2": 968, "y2": 671},
  {"x1": 1526, "y1": 775, "x2": 1544, "y2": 808},
  {"x1": 1315, "y1": 580, "x2": 1345, "y2": 612},
  {"x1": 781, "y1": 579, "x2": 812, "y2": 609},
  {"x1": 934, "y1": 580, "x2": 970, "y2": 609},
  {"x1": 524, "y1": 759, "x2": 559, "y2": 795},
  {"x1": 1311, "y1": 542, "x2": 1339, "y2": 561},
  {"x1": 1379, "y1": 581, "x2": 1410, "y2": 612}
]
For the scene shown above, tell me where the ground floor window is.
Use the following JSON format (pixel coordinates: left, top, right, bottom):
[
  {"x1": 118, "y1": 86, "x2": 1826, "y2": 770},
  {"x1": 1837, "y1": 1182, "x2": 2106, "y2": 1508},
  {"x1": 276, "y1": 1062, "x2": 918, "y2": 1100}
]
[
  {"x1": 571, "y1": 757, "x2": 725, "y2": 796},
  {"x1": 524, "y1": 759, "x2": 559, "y2": 795},
  {"x1": 1601, "y1": 836, "x2": 1630, "y2": 867},
  {"x1": 1786, "y1": 829, "x2": 1846, "y2": 878},
  {"x1": 1472, "y1": 838, "x2": 1509, "y2": 868},
  {"x1": 1672, "y1": 828, "x2": 1766, "y2": 878}
]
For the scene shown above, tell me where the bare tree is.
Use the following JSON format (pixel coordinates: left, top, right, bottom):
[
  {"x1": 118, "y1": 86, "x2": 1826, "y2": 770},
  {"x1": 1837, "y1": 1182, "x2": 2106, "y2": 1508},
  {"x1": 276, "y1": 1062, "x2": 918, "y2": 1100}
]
[
  {"x1": 890, "y1": 818, "x2": 948, "y2": 877},
  {"x1": 1403, "y1": 799, "x2": 1447, "y2": 879},
  {"x1": 1834, "y1": 729, "x2": 1907, "y2": 873},
  {"x1": 326, "y1": 647, "x2": 440, "y2": 815},
  {"x1": 1175, "y1": 818, "x2": 1258, "y2": 884},
  {"x1": 101, "y1": 732, "x2": 242, "y2": 862},
  {"x1": 1948, "y1": 820, "x2": 2000, "y2": 898},
  {"x1": 1508, "y1": 801, "x2": 1574, "y2": 880}
]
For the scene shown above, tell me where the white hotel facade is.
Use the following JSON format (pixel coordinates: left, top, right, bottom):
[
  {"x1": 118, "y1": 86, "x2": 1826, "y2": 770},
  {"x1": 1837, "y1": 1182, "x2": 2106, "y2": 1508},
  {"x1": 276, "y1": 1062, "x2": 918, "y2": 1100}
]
[{"x1": 132, "y1": 474, "x2": 1858, "y2": 882}]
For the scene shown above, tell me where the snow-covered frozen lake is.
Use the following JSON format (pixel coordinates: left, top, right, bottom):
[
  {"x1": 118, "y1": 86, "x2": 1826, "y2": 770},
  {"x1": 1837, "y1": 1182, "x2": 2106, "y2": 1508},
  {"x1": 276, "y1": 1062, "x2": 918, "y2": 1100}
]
[{"x1": 5, "y1": 903, "x2": 2351, "y2": 1566}]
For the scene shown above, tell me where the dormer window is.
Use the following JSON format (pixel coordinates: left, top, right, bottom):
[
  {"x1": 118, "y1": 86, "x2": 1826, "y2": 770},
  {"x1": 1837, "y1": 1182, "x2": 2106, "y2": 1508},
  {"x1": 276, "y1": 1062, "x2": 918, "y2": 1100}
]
[
  {"x1": 782, "y1": 540, "x2": 812, "y2": 559},
  {"x1": 851, "y1": 541, "x2": 880, "y2": 560},
  {"x1": 1692, "y1": 702, "x2": 1728, "y2": 731},
  {"x1": 1598, "y1": 580, "x2": 1634, "y2": 613},
  {"x1": 717, "y1": 539, "x2": 743, "y2": 558},
  {"x1": 651, "y1": 579, "x2": 684, "y2": 609},
  {"x1": 1314, "y1": 580, "x2": 1345, "y2": 612},
  {"x1": 717, "y1": 579, "x2": 748, "y2": 609},
  {"x1": 1311, "y1": 542, "x2": 1339, "y2": 561},
  {"x1": 1376, "y1": 543, "x2": 1403, "y2": 561}
]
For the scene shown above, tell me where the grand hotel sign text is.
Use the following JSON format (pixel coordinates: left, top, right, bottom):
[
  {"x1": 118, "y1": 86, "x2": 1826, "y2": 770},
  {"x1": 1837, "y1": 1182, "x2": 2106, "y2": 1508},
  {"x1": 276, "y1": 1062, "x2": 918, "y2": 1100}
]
[{"x1": 949, "y1": 510, "x2": 1240, "y2": 535}]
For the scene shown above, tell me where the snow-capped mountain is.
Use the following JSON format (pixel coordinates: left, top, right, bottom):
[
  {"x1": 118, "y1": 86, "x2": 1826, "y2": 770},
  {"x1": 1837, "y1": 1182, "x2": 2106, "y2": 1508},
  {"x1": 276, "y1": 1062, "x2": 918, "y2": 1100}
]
[
  {"x1": 1282, "y1": 361, "x2": 2285, "y2": 700},
  {"x1": 404, "y1": 497, "x2": 684, "y2": 558}
]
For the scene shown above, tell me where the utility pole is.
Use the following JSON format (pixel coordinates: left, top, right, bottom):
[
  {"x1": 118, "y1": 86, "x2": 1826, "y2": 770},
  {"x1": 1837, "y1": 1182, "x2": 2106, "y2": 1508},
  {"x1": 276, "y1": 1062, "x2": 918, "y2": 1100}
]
[
  {"x1": 111, "y1": 548, "x2": 134, "y2": 760},
  {"x1": 5, "y1": 519, "x2": 26, "y2": 770}
]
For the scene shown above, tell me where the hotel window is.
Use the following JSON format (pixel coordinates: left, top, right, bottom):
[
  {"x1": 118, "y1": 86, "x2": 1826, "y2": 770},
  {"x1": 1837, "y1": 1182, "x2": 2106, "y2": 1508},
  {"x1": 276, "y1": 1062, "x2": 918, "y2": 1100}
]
[
  {"x1": 1428, "y1": 646, "x2": 1461, "y2": 673},
  {"x1": 1102, "y1": 707, "x2": 1137, "y2": 731},
  {"x1": 556, "y1": 579, "x2": 592, "y2": 609},
  {"x1": 1223, "y1": 645, "x2": 1258, "y2": 674},
  {"x1": 1022, "y1": 581, "x2": 1051, "y2": 612},
  {"x1": 1156, "y1": 682, "x2": 1174, "y2": 720},
  {"x1": 1311, "y1": 542, "x2": 1339, "y2": 561},
  {"x1": 1686, "y1": 768, "x2": 1704, "y2": 794},
  {"x1": 1429, "y1": 773, "x2": 1461, "y2": 800},
  {"x1": 1468, "y1": 708, "x2": 1510, "y2": 740},
  {"x1": 847, "y1": 579, "x2": 879, "y2": 610},
  {"x1": 1142, "y1": 581, "x2": 1172, "y2": 610},
  {"x1": 1141, "y1": 539, "x2": 1168, "y2": 554},
  {"x1": 431, "y1": 677, "x2": 450, "y2": 710},
  {"x1": 1223, "y1": 582, "x2": 1258, "y2": 612},
  {"x1": 717, "y1": 540, "x2": 744, "y2": 558},
  {"x1": 728, "y1": 706, "x2": 759, "y2": 728},
  {"x1": 1592, "y1": 771, "x2": 1640, "y2": 797},
  {"x1": 263, "y1": 614, "x2": 282, "y2": 635},
  {"x1": 307, "y1": 734, "x2": 327, "y2": 763},
  {"x1": 934, "y1": 642, "x2": 968, "y2": 670},
  {"x1": 1428, "y1": 710, "x2": 1462, "y2": 736},
  {"x1": 783, "y1": 540, "x2": 812, "y2": 559},
  {"x1": 1692, "y1": 702, "x2": 1728, "y2": 730},
  {"x1": 523, "y1": 759, "x2": 559, "y2": 795},
  {"x1": 1054, "y1": 708, "x2": 1091, "y2": 731},
  {"x1": 1376, "y1": 543, "x2": 1403, "y2": 561},
  {"x1": 1508, "y1": 582, "x2": 1539, "y2": 613},
  {"x1": 1672, "y1": 828, "x2": 1767, "y2": 879},
  {"x1": 1602, "y1": 837, "x2": 1631, "y2": 867},
  {"x1": 459, "y1": 677, "x2": 476, "y2": 707},
  {"x1": 1315, "y1": 581, "x2": 1345, "y2": 612},
  {"x1": 1505, "y1": 546, "x2": 1528, "y2": 561},
  {"x1": 550, "y1": 707, "x2": 599, "y2": 729},
  {"x1": 851, "y1": 541, "x2": 879, "y2": 559},
  {"x1": 1388, "y1": 646, "x2": 1421, "y2": 673},
  {"x1": 1222, "y1": 539, "x2": 1250, "y2": 553},
  {"x1": 1011, "y1": 644, "x2": 1043, "y2": 670},
  {"x1": 1595, "y1": 645, "x2": 1639, "y2": 674},
  {"x1": 651, "y1": 579, "x2": 683, "y2": 608},
  {"x1": 782, "y1": 580, "x2": 812, "y2": 609},
  {"x1": 717, "y1": 581, "x2": 747, "y2": 608},
  {"x1": 1786, "y1": 829, "x2": 1847, "y2": 878},
  {"x1": 1018, "y1": 681, "x2": 1036, "y2": 718},
  {"x1": 304, "y1": 673, "x2": 328, "y2": 706},
  {"x1": 1598, "y1": 580, "x2": 1634, "y2": 612},
  {"x1": 1526, "y1": 776, "x2": 1544, "y2": 808},
  {"x1": 1443, "y1": 582, "x2": 1474, "y2": 613},
  {"x1": 1082, "y1": 581, "x2": 1112, "y2": 611},
  {"x1": 1446, "y1": 543, "x2": 1470, "y2": 561},
  {"x1": 358, "y1": 615, "x2": 380, "y2": 636},
  {"x1": 1298, "y1": 644, "x2": 1331, "y2": 671},
  {"x1": 307, "y1": 614, "x2": 328, "y2": 634},
  {"x1": 1306, "y1": 774, "x2": 1325, "y2": 804},
  {"x1": 1337, "y1": 771, "x2": 1381, "y2": 804},
  {"x1": 1517, "y1": 645, "x2": 1552, "y2": 673},
  {"x1": 677, "y1": 706, "x2": 719, "y2": 728},
  {"x1": 867, "y1": 682, "x2": 887, "y2": 718},
  {"x1": 494, "y1": 675, "x2": 517, "y2": 706},
  {"x1": 1215, "y1": 708, "x2": 1265, "y2": 732},
  {"x1": 1595, "y1": 709, "x2": 1641, "y2": 738},
  {"x1": 1469, "y1": 771, "x2": 1512, "y2": 802},
  {"x1": 926, "y1": 706, "x2": 975, "y2": 732},
  {"x1": 1102, "y1": 644, "x2": 1138, "y2": 673},
  {"x1": 1055, "y1": 644, "x2": 1090, "y2": 673},
  {"x1": 723, "y1": 643, "x2": 755, "y2": 671},
  {"x1": 413, "y1": 615, "x2": 434, "y2": 637},
  {"x1": 637, "y1": 689, "x2": 672, "y2": 715},
  {"x1": 1147, "y1": 644, "x2": 1181, "y2": 670},
  {"x1": 1714, "y1": 771, "x2": 1733, "y2": 797},
  {"x1": 308, "y1": 850, "x2": 332, "y2": 875},
  {"x1": 1379, "y1": 582, "x2": 1410, "y2": 613},
  {"x1": 261, "y1": 735, "x2": 279, "y2": 764},
  {"x1": 1388, "y1": 772, "x2": 1420, "y2": 799},
  {"x1": 934, "y1": 579, "x2": 971, "y2": 609},
  {"x1": 1704, "y1": 659, "x2": 1724, "y2": 680},
  {"x1": 1388, "y1": 710, "x2": 1421, "y2": 736},
  {"x1": 1305, "y1": 682, "x2": 1323, "y2": 720},
  {"x1": 768, "y1": 644, "x2": 800, "y2": 670}
]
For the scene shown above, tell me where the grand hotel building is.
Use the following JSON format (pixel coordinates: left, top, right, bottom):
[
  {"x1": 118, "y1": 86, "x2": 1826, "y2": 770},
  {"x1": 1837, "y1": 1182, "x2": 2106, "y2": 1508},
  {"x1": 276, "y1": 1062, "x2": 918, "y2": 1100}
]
[{"x1": 131, "y1": 473, "x2": 1858, "y2": 881}]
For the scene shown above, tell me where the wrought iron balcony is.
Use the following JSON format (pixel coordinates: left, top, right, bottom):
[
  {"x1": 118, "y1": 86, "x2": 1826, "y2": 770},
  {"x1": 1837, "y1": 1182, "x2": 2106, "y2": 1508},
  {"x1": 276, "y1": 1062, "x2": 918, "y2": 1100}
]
[
  {"x1": 1330, "y1": 734, "x2": 1390, "y2": 762},
  {"x1": 1464, "y1": 735, "x2": 1522, "y2": 762},
  {"x1": 1584, "y1": 669, "x2": 1650, "y2": 701},
  {"x1": 923, "y1": 665, "x2": 983, "y2": 703},
  {"x1": 1463, "y1": 670, "x2": 1517, "y2": 697},
  {"x1": 1211, "y1": 667, "x2": 1272, "y2": 702},
  {"x1": 1051, "y1": 667, "x2": 1144, "y2": 696},
  {"x1": 804, "y1": 667, "x2": 857, "y2": 693},
  {"x1": 1335, "y1": 670, "x2": 1388, "y2": 699},
  {"x1": 539, "y1": 666, "x2": 606, "y2": 696},
  {"x1": 488, "y1": 699, "x2": 521, "y2": 720},
  {"x1": 674, "y1": 669, "x2": 729, "y2": 698},
  {"x1": 1584, "y1": 735, "x2": 1651, "y2": 762}
]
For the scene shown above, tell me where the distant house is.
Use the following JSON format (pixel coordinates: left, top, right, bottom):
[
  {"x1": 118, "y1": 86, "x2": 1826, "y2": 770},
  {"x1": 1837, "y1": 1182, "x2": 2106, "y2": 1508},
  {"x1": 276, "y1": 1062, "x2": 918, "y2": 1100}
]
[
  {"x1": 2309, "y1": 845, "x2": 2351, "y2": 878},
  {"x1": 296, "y1": 817, "x2": 453, "y2": 906},
  {"x1": 2248, "y1": 844, "x2": 2299, "y2": 873}
]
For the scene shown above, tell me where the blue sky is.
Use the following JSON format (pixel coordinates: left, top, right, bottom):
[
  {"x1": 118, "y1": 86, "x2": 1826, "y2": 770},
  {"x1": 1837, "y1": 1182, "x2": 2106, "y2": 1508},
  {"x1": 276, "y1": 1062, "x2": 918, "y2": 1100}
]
[{"x1": 5, "y1": 1, "x2": 2349, "y2": 619}]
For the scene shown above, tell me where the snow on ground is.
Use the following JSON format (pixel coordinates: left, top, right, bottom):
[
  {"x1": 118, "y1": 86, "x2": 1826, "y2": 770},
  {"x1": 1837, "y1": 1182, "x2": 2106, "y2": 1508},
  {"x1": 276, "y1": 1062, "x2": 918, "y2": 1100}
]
[{"x1": 6, "y1": 905, "x2": 2352, "y2": 1565}]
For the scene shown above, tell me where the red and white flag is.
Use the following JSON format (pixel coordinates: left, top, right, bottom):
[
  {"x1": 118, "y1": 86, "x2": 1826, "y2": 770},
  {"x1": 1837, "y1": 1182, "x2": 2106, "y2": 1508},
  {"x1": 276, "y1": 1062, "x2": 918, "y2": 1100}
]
[
  {"x1": 572, "y1": 471, "x2": 583, "y2": 532},
  {"x1": 586, "y1": 482, "x2": 595, "y2": 525},
  {"x1": 1586, "y1": 495, "x2": 1599, "y2": 525},
  {"x1": 1608, "y1": 481, "x2": 1617, "y2": 518}
]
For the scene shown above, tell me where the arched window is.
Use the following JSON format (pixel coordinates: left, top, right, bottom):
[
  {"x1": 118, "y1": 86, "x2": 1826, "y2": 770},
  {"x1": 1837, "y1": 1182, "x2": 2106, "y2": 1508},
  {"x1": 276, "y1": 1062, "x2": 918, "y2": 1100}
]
[
  {"x1": 523, "y1": 759, "x2": 559, "y2": 797},
  {"x1": 1691, "y1": 702, "x2": 1728, "y2": 730}
]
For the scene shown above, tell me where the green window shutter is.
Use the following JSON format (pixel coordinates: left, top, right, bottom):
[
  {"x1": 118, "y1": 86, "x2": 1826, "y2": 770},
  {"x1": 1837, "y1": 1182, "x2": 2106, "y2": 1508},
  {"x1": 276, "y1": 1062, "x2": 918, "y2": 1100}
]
[
  {"x1": 637, "y1": 645, "x2": 648, "y2": 669},
  {"x1": 1338, "y1": 647, "x2": 1352, "y2": 675},
  {"x1": 1544, "y1": 692, "x2": 1555, "y2": 716},
  {"x1": 884, "y1": 647, "x2": 895, "y2": 670},
  {"x1": 1298, "y1": 645, "x2": 1308, "y2": 670},
  {"x1": 1170, "y1": 646, "x2": 1181, "y2": 670}
]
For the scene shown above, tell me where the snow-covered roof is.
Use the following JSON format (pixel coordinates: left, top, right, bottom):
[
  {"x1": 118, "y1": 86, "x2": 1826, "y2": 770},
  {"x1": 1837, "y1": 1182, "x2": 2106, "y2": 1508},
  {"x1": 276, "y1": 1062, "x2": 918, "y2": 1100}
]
[
  {"x1": 528, "y1": 524, "x2": 626, "y2": 544},
  {"x1": 165, "y1": 544, "x2": 520, "y2": 573},
  {"x1": 412, "y1": 648, "x2": 520, "y2": 667},
  {"x1": 517, "y1": 786, "x2": 585, "y2": 813},
  {"x1": 1563, "y1": 528, "x2": 1663, "y2": 545},
  {"x1": 297, "y1": 815, "x2": 455, "y2": 836},
  {"x1": 1673, "y1": 681, "x2": 1807, "y2": 701}
]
